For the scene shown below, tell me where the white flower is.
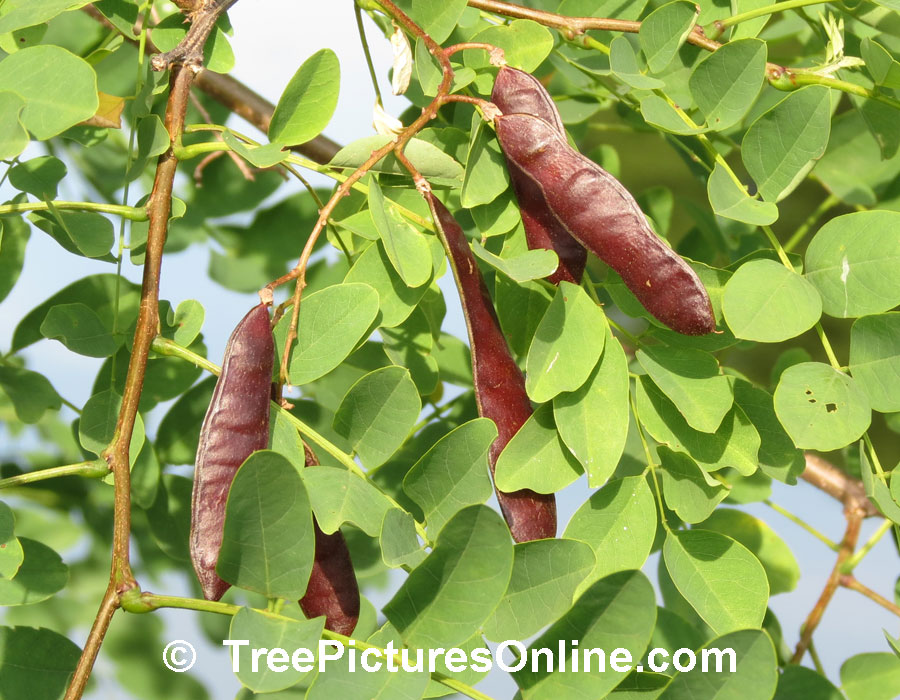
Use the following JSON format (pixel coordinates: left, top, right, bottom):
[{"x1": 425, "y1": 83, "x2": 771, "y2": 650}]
[
  {"x1": 390, "y1": 23, "x2": 413, "y2": 96},
  {"x1": 373, "y1": 101, "x2": 403, "y2": 136}
]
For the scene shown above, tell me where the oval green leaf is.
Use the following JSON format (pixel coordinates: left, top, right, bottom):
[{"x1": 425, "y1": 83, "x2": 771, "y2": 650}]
[
  {"x1": 850, "y1": 312, "x2": 900, "y2": 412},
  {"x1": 269, "y1": 49, "x2": 340, "y2": 145}
]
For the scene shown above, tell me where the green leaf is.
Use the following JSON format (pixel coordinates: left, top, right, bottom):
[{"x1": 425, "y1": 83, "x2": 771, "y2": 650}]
[
  {"x1": 306, "y1": 623, "x2": 429, "y2": 700},
  {"x1": 461, "y1": 115, "x2": 509, "y2": 208},
  {"x1": 402, "y1": 418, "x2": 496, "y2": 538},
  {"x1": 741, "y1": 86, "x2": 831, "y2": 202},
  {"x1": 471, "y1": 239, "x2": 559, "y2": 283},
  {"x1": 775, "y1": 665, "x2": 843, "y2": 700},
  {"x1": 333, "y1": 366, "x2": 421, "y2": 468},
  {"x1": 217, "y1": 451, "x2": 315, "y2": 599},
  {"x1": 483, "y1": 539, "x2": 596, "y2": 642},
  {"x1": 495, "y1": 403, "x2": 584, "y2": 493},
  {"x1": 380, "y1": 508, "x2": 427, "y2": 569},
  {"x1": 640, "y1": 95, "x2": 706, "y2": 135},
  {"x1": 610, "y1": 36, "x2": 665, "y2": 89},
  {"x1": 0, "y1": 0, "x2": 91, "y2": 33},
  {"x1": 773, "y1": 362, "x2": 871, "y2": 451},
  {"x1": 0, "y1": 366, "x2": 61, "y2": 423},
  {"x1": 659, "y1": 629, "x2": 777, "y2": 700},
  {"x1": 732, "y1": 380, "x2": 804, "y2": 484},
  {"x1": 390, "y1": 0, "x2": 467, "y2": 43},
  {"x1": 636, "y1": 376, "x2": 760, "y2": 476},
  {"x1": 384, "y1": 505, "x2": 513, "y2": 648},
  {"x1": 344, "y1": 241, "x2": 431, "y2": 328},
  {"x1": 496, "y1": 276, "x2": 553, "y2": 357},
  {"x1": 860, "y1": 447, "x2": 900, "y2": 525},
  {"x1": 301, "y1": 465, "x2": 395, "y2": 537},
  {"x1": 722, "y1": 259, "x2": 821, "y2": 342},
  {"x1": 514, "y1": 571, "x2": 657, "y2": 700},
  {"x1": 841, "y1": 652, "x2": 900, "y2": 700},
  {"x1": 466, "y1": 19, "x2": 554, "y2": 72},
  {"x1": 0, "y1": 627, "x2": 81, "y2": 700},
  {"x1": 636, "y1": 345, "x2": 733, "y2": 433},
  {"x1": 228, "y1": 608, "x2": 323, "y2": 693},
  {"x1": 0, "y1": 91, "x2": 27, "y2": 160},
  {"x1": 369, "y1": 178, "x2": 433, "y2": 288},
  {"x1": 0, "y1": 538, "x2": 68, "y2": 605},
  {"x1": 269, "y1": 49, "x2": 339, "y2": 145},
  {"x1": 151, "y1": 13, "x2": 233, "y2": 73},
  {"x1": 0, "y1": 45, "x2": 98, "y2": 139},
  {"x1": 8, "y1": 156, "x2": 66, "y2": 198},
  {"x1": 330, "y1": 136, "x2": 463, "y2": 184},
  {"x1": 554, "y1": 328, "x2": 629, "y2": 487},
  {"x1": 861, "y1": 39, "x2": 900, "y2": 89},
  {"x1": 706, "y1": 162, "x2": 778, "y2": 225},
  {"x1": 126, "y1": 115, "x2": 169, "y2": 180},
  {"x1": 697, "y1": 508, "x2": 799, "y2": 595},
  {"x1": 689, "y1": 38, "x2": 766, "y2": 130},
  {"x1": 170, "y1": 299, "x2": 204, "y2": 348},
  {"x1": 29, "y1": 210, "x2": 115, "y2": 259},
  {"x1": 850, "y1": 313, "x2": 900, "y2": 412},
  {"x1": 639, "y1": 1, "x2": 698, "y2": 73},
  {"x1": 658, "y1": 447, "x2": 728, "y2": 523},
  {"x1": 663, "y1": 529, "x2": 768, "y2": 634},
  {"x1": 381, "y1": 308, "x2": 439, "y2": 395},
  {"x1": 805, "y1": 211, "x2": 900, "y2": 318},
  {"x1": 79, "y1": 389, "x2": 145, "y2": 469},
  {"x1": 11, "y1": 274, "x2": 140, "y2": 351},
  {"x1": 0, "y1": 502, "x2": 23, "y2": 579},
  {"x1": 0, "y1": 217, "x2": 29, "y2": 304},
  {"x1": 145, "y1": 474, "x2": 193, "y2": 562},
  {"x1": 274, "y1": 283, "x2": 380, "y2": 385},
  {"x1": 155, "y1": 377, "x2": 215, "y2": 465},
  {"x1": 222, "y1": 132, "x2": 288, "y2": 168},
  {"x1": 525, "y1": 282, "x2": 606, "y2": 403},
  {"x1": 40, "y1": 302, "x2": 116, "y2": 357},
  {"x1": 563, "y1": 476, "x2": 657, "y2": 591}
]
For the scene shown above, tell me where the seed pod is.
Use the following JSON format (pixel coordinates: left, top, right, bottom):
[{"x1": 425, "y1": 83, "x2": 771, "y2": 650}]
[
  {"x1": 495, "y1": 113, "x2": 716, "y2": 335},
  {"x1": 299, "y1": 444, "x2": 360, "y2": 636},
  {"x1": 491, "y1": 66, "x2": 587, "y2": 285},
  {"x1": 425, "y1": 191, "x2": 556, "y2": 542},
  {"x1": 190, "y1": 303, "x2": 274, "y2": 601}
]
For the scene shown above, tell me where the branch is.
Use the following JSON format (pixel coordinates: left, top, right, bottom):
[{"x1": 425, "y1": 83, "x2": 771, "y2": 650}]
[
  {"x1": 791, "y1": 507, "x2": 864, "y2": 664},
  {"x1": 150, "y1": 0, "x2": 239, "y2": 71},
  {"x1": 65, "y1": 2, "x2": 233, "y2": 695},
  {"x1": 841, "y1": 574, "x2": 900, "y2": 618},
  {"x1": 801, "y1": 453, "x2": 879, "y2": 518}
]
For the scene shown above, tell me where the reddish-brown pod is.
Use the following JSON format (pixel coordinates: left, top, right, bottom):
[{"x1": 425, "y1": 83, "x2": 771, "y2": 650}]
[
  {"x1": 425, "y1": 191, "x2": 556, "y2": 542},
  {"x1": 491, "y1": 66, "x2": 587, "y2": 285},
  {"x1": 190, "y1": 302, "x2": 274, "y2": 601},
  {"x1": 494, "y1": 113, "x2": 716, "y2": 335},
  {"x1": 299, "y1": 444, "x2": 360, "y2": 636}
]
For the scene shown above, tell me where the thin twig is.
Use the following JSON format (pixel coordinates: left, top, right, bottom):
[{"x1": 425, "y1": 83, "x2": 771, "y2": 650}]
[
  {"x1": 841, "y1": 574, "x2": 900, "y2": 618},
  {"x1": 150, "y1": 0, "x2": 240, "y2": 70},
  {"x1": 801, "y1": 453, "x2": 879, "y2": 517}
]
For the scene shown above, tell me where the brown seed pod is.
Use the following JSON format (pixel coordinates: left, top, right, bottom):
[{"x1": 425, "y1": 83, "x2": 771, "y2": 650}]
[
  {"x1": 491, "y1": 66, "x2": 587, "y2": 285},
  {"x1": 425, "y1": 190, "x2": 557, "y2": 542},
  {"x1": 494, "y1": 113, "x2": 716, "y2": 335},
  {"x1": 190, "y1": 303, "x2": 274, "y2": 601},
  {"x1": 299, "y1": 444, "x2": 360, "y2": 636}
]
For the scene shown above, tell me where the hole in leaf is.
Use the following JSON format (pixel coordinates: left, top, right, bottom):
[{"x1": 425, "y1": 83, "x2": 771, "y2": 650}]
[
  {"x1": 805, "y1": 389, "x2": 813, "y2": 395},
  {"x1": 808, "y1": 398, "x2": 816, "y2": 403},
  {"x1": 826, "y1": 403, "x2": 837, "y2": 413}
]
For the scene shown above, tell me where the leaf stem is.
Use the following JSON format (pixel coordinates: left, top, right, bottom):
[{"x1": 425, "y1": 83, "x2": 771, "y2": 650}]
[
  {"x1": 0, "y1": 200, "x2": 148, "y2": 220},
  {"x1": 355, "y1": 1, "x2": 384, "y2": 107},
  {"x1": 0, "y1": 460, "x2": 109, "y2": 490},
  {"x1": 840, "y1": 574, "x2": 900, "y2": 617},
  {"x1": 841, "y1": 518, "x2": 892, "y2": 573},
  {"x1": 763, "y1": 499, "x2": 838, "y2": 551},
  {"x1": 783, "y1": 194, "x2": 839, "y2": 253},
  {"x1": 715, "y1": 0, "x2": 826, "y2": 32}
]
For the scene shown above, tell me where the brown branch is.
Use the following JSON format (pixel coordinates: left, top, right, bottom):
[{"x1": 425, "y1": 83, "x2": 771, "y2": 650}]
[
  {"x1": 65, "y1": 2, "x2": 230, "y2": 694},
  {"x1": 63, "y1": 586, "x2": 119, "y2": 700},
  {"x1": 802, "y1": 452, "x2": 879, "y2": 518},
  {"x1": 791, "y1": 507, "x2": 865, "y2": 664},
  {"x1": 151, "y1": 0, "x2": 239, "y2": 70},
  {"x1": 83, "y1": 4, "x2": 340, "y2": 164},
  {"x1": 841, "y1": 574, "x2": 900, "y2": 618}
]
